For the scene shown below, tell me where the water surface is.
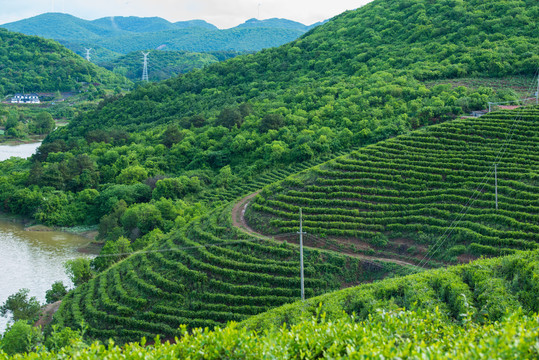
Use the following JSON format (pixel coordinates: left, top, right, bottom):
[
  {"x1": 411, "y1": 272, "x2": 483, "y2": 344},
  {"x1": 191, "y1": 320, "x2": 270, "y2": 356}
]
[
  {"x1": 0, "y1": 220, "x2": 92, "y2": 333},
  {"x1": 0, "y1": 142, "x2": 41, "y2": 161}
]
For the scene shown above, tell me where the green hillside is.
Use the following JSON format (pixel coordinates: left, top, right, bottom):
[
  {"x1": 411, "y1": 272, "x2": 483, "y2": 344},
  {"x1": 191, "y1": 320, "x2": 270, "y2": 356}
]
[
  {"x1": 58, "y1": 41, "x2": 122, "y2": 64},
  {"x1": 0, "y1": 28, "x2": 127, "y2": 95},
  {"x1": 0, "y1": 13, "x2": 122, "y2": 40},
  {"x1": 89, "y1": 27, "x2": 306, "y2": 54},
  {"x1": 4, "y1": 251, "x2": 539, "y2": 358},
  {"x1": 242, "y1": 249, "x2": 539, "y2": 331},
  {"x1": 247, "y1": 107, "x2": 539, "y2": 264},
  {"x1": 97, "y1": 50, "x2": 236, "y2": 82},
  {"x1": 0, "y1": 0, "x2": 538, "y2": 350},
  {"x1": 52, "y1": 203, "x2": 413, "y2": 343}
]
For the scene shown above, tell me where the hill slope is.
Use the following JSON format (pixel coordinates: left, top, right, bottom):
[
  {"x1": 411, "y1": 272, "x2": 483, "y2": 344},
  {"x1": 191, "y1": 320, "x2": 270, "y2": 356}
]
[
  {"x1": 242, "y1": 249, "x2": 539, "y2": 331},
  {"x1": 1, "y1": 0, "x2": 538, "y2": 346},
  {"x1": 9, "y1": 250, "x2": 539, "y2": 358},
  {"x1": 0, "y1": 28, "x2": 126, "y2": 95},
  {"x1": 53, "y1": 203, "x2": 413, "y2": 342},
  {"x1": 98, "y1": 50, "x2": 242, "y2": 82},
  {"x1": 247, "y1": 106, "x2": 539, "y2": 266}
]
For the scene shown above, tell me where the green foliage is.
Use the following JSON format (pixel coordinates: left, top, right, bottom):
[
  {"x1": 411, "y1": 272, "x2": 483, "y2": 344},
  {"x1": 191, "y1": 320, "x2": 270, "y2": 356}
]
[
  {"x1": 45, "y1": 282, "x2": 68, "y2": 304},
  {"x1": 33, "y1": 112, "x2": 55, "y2": 135},
  {"x1": 0, "y1": 289, "x2": 41, "y2": 322},
  {"x1": 52, "y1": 201, "x2": 412, "y2": 343},
  {"x1": 43, "y1": 325, "x2": 85, "y2": 352},
  {"x1": 249, "y1": 109, "x2": 539, "y2": 261},
  {"x1": 152, "y1": 177, "x2": 201, "y2": 200},
  {"x1": 64, "y1": 258, "x2": 93, "y2": 287},
  {"x1": 6, "y1": 289, "x2": 539, "y2": 358},
  {"x1": 0, "y1": 320, "x2": 42, "y2": 356},
  {"x1": 243, "y1": 250, "x2": 539, "y2": 330},
  {"x1": 99, "y1": 50, "x2": 238, "y2": 82},
  {"x1": 0, "y1": 29, "x2": 127, "y2": 93}
]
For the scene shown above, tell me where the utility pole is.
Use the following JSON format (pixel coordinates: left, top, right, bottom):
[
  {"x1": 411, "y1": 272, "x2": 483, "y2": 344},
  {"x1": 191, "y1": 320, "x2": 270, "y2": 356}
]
[
  {"x1": 142, "y1": 52, "x2": 150, "y2": 82},
  {"x1": 298, "y1": 208, "x2": 305, "y2": 301},
  {"x1": 85, "y1": 48, "x2": 91, "y2": 62},
  {"x1": 536, "y1": 74, "x2": 538, "y2": 105},
  {"x1": 488, "y1": 102, "x2": 492, "y2": 113},
  {"x1": 495, "y1": 163, "x2": 498, "y2": 211}
]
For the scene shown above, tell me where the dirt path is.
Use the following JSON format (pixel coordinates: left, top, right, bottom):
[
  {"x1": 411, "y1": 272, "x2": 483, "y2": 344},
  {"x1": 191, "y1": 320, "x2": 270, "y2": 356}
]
[
  {"x1": 231, "y1": 192, "x2": 420, "y2": 269},
  {"x1": 35, "y1": 301, "x2": 62, "y2": 328},
  {"x1": 231, "y1": 191, "x2": 267, "y2": 238}
]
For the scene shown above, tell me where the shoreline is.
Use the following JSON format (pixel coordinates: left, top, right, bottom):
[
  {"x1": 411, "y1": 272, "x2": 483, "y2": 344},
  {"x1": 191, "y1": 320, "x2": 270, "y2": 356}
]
[
  {"x1": 0, "y1": 212, "x2": 101, "y2": 254},
  {"x1": 0, "y1": 137, "x2": 44, "y2": 146}
]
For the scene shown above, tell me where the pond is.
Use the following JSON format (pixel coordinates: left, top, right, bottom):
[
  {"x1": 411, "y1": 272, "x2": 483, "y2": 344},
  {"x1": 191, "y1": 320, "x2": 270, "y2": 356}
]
[
  {"x1": 0, "y1": 142, "x2": 41, "y2": 161},
  {"x1": 0, "y1": 219, "x2": 93, "y2": 333}
]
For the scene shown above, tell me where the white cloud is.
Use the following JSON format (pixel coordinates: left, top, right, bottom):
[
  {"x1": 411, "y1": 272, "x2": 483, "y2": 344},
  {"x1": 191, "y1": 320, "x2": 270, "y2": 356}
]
[{"x1": 0, "y1": 0, "x2": 372, "y2": 28}]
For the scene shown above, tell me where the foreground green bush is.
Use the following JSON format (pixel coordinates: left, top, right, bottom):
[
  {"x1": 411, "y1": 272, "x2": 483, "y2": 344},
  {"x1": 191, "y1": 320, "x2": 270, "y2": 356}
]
[{"x1": 2, "y1": 308, "x2": 538, "y2": 359}]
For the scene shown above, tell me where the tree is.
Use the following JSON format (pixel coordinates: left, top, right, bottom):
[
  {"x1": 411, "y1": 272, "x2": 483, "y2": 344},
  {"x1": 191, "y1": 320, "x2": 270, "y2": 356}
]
[
  {"x1": 64, "y1": 258, "x2": 93, "y2": 287},
  {"x1": 115, "y1": 165, "x2": 149, "y2": 185},
  {"x1": 34, "y1": 112, "x2": 55, "y2": 134},
  {"x1": 259, "y1": 113, "x2": 284, "y2": 132},
  {"x1": 0, "y1": 289, "x2": 41, "y2": 322},
  {"x1": 0, "y1": 320, "x2": 43, "y2": 355},
  {"x1": 45, "y1": 281, "x2": 68, "y2": 304},
  {"x1": 162, "y1": 124, "x2": 182, "y2": 148},
  {"x1": 216, "y1": 107, "x2": 243, "y2": 129}
]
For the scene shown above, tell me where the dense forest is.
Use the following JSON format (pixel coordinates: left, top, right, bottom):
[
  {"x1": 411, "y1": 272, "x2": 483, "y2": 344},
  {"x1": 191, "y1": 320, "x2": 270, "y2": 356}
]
[
  {"x1": 0, "y1": 0, "x2": 532, "y2": 230},
  {"x1": 99, "y1": 50, "x2": 245, "y2": 82},
  {"x1": 0, "y1": 29, "x2": 127, "y2": 95},
  {"x1": 0, "y1": 0, "x2": 538, "y2": 356}
]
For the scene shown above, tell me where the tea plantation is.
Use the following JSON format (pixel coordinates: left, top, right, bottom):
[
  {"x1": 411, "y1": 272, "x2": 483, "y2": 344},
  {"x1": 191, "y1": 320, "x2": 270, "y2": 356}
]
[{"x1": 247, "y1": 107, "x2": 539, "y2": 264}]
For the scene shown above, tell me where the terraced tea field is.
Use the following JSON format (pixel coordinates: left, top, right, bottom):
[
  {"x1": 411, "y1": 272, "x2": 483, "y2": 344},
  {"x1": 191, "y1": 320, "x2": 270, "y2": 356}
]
[
  {"x1": 247, "y1": 107, "x2": 539, "y2": 265},
  {"x1": 54, "y1": 204, "x2": 412, "y2": 342}
]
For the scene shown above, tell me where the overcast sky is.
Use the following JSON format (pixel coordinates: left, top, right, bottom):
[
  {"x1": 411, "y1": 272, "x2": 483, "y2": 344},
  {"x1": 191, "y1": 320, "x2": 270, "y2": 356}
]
[{"x1": 0, "y1": 0, "x2": 373, "y2": 28}]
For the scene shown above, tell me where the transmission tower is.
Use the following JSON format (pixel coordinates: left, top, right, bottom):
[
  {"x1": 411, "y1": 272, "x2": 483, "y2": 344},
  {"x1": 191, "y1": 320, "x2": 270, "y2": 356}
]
[
  {"x1": 142, "y1": 52, "x2": 150, "y2": 81},
  {"x1": 85, "y1": 48, "x2": 92, "y2": 62}
]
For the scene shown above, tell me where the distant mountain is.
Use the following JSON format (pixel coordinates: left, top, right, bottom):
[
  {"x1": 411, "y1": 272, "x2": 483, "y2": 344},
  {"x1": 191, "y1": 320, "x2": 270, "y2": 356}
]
[
  {"x1": 1, "y1": 13, "x2": 321, "y2": 80},
  {"x1": 91, "y1": 16, "x2": 178, "y2": 33},
  {"x1": 174, "y1": 20, "x2": 218, "y2": 30},
  {"x1": 0, "y1": 13, "x2": 122, "y2": 40},
  {"x1": 234, "y1": 18, "x2": 310, "y2": 31},
  {"x1": 87, "y1": 27, "x2": 306, "y2": 54},
  {"x1": 0, "y1": 28, "x2": 127, "y2": 95},
  {"x1": 1, "y1": 14, "x2": 315, "y2": 57}
]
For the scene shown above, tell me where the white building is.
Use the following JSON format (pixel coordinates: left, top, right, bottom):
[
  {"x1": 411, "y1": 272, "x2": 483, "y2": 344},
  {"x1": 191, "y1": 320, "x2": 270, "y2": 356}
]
[{"x1": 11, "y1": 94, "x2": 40, "y2": 104}]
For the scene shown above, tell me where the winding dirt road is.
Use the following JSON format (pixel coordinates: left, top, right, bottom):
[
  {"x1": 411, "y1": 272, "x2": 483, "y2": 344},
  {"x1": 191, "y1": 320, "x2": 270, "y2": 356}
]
[{"x1": 231, "y1": 191, "x2": 420, "y2": 268}]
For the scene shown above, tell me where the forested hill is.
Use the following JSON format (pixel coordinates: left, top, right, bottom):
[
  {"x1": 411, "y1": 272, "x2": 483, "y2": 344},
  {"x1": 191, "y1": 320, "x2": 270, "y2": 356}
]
[
  {"x1": 47, "y1": 0, "x2": 539, "y2": 158},
  {"x1": 99, "y1": 50, "x2": 244, "y2": 82},
  {"x1": 0, "y1": 29, "x2": 126, "y2": 95}
]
